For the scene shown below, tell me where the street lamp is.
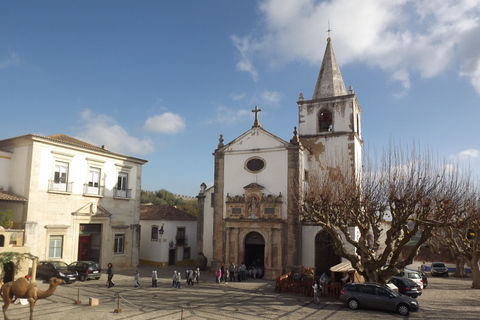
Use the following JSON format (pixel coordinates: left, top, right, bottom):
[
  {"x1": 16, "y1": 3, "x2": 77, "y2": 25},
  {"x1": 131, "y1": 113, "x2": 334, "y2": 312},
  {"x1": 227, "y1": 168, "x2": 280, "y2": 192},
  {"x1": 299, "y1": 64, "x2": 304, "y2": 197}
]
[{"x1": 159, "y1": 224, "x2": 164, "y2": 236}]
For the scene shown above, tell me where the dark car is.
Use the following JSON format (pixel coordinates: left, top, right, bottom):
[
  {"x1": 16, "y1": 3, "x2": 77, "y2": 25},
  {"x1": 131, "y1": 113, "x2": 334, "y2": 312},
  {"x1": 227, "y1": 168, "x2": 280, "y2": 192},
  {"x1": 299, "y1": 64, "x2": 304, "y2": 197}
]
[
  {"x1": 68, "y1": 261, "x2": 102, "y2": 281},
  {"x1": 339, "y1": 282, "x2": 419, "y2": 316},
  {"x1": 388, "y1": 276, "x2": 423, "y2": 298},
  {"x1": 430, "y1": 262, "x2": 449, "y2": 277},
  {"x1": 36, "y1": 261, "x2": 78, "y2": 284}
]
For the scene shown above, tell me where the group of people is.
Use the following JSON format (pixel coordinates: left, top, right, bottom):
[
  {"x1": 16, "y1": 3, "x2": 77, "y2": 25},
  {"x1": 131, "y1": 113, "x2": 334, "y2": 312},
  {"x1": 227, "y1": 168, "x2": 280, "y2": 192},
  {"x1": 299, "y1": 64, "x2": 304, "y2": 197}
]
[
  {"x1": 171, "y1": 268, "x2": 201, "y2": 288},
  {"x1": 215, "y1": 261, "x2": 264, "y2": 283}
]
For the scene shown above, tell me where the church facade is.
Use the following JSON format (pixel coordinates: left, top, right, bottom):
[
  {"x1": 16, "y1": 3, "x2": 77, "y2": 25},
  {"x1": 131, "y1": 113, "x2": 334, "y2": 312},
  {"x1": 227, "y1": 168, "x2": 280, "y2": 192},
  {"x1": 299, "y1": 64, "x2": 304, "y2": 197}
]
[{"x1": 197, "y1": 38, "x2": 362, "y2": 279}]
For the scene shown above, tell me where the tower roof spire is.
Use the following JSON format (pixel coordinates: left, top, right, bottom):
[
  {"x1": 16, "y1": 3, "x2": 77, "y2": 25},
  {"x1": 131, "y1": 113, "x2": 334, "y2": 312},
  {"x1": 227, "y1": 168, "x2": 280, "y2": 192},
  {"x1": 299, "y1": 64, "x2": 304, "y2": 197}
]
[{"x1": 312, "y1": 37, "x2": 347, "y2": 100}]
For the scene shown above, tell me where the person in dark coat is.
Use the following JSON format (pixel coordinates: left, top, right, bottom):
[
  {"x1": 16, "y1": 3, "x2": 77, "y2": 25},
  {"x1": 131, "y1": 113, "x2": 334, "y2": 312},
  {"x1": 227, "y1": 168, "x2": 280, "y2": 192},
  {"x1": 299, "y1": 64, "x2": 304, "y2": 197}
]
[{"x1": 107, "y1": 263, "x2": 114, "y2": 288}]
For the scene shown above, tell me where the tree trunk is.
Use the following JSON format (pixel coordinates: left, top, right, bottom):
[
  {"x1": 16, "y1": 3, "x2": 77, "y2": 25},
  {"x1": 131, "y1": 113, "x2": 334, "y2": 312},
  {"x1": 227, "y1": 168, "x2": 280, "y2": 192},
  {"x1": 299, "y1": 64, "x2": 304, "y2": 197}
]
[
  {"x1": 468, "y1": 261, "x2": 480, "y2": 289},
  {"x1": 453, "y1": 260, "x2": 466, "y2": 278}
]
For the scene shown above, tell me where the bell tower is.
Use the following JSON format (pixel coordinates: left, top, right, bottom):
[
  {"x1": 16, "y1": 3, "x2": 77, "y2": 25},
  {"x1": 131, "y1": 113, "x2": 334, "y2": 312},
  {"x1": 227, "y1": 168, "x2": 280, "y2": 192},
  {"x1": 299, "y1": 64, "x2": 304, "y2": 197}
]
[{"x1": 297, "y1": 37, "x2": 362, "y2": 180}]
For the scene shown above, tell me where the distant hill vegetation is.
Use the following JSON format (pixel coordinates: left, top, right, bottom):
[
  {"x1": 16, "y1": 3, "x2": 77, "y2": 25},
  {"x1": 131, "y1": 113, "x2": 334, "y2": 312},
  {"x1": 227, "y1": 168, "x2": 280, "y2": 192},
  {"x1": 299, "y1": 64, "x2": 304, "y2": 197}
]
[{"x1": 141, "y1": 189, "x2": 197, "y2": 217}]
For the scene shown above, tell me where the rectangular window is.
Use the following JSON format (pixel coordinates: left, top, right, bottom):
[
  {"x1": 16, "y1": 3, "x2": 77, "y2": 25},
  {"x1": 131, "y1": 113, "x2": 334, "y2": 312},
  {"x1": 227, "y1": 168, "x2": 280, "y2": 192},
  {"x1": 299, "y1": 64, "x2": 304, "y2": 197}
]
[
  {"x1": 53, "y1": 161, "x2": 69, "y2": 191},
  {"x1": 114, "y1": 234, "x2": 124, "y2": 254},
  {"x1": 88, "y1": 168, "x2": 100, "y2": 187},
  {"x1": 117, "y1": 172, "x2": 128, "y2": 190},
  {"x1": 115, "y1": 172, "x2": 129, "y2": 197},
  {"x1": 183, "y1": 247, "x2": 190, "y2": 260},
  {"x1": 48, "y1": 235, "x2": 63, "y2": 259},
  {"x1": 151, "y1": 226, "x2": 158, "y2": 240},
  {"x1": 86, "y1": 167, "x2": 101, "y2": 195},
  {"x1": 176, "y1": 227, "x2": 186, "y2": 245}
]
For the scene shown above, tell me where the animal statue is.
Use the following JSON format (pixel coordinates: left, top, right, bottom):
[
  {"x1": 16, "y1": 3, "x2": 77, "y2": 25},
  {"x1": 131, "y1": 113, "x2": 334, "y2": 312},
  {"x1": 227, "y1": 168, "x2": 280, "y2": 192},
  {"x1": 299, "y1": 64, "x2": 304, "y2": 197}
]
[{"x1": 1, "y1": 277, "x2": 64, "y2": 320}]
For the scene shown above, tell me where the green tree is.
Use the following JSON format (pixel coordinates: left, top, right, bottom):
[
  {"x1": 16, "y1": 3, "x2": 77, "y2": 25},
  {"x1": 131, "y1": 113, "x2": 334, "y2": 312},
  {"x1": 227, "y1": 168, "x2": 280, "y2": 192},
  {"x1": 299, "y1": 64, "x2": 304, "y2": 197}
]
[
  {"x1": 141, "y1": 189, "x2": 197, "y2": 216},
  {"x1": 0, "y1": 209, "x2": 14, "y2": 229}
]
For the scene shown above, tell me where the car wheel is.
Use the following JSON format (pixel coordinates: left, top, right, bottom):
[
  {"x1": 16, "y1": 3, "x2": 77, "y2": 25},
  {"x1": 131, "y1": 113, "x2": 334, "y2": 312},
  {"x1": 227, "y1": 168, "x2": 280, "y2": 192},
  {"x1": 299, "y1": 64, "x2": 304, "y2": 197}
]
[
  {"x1": 348, "y1": 298, "x2": 360, "y2": 310},
  {"x1": 397, "y1": 304, "x2": 410, "y2": 316},
  {"x1": 79, "y1": 274, "x2": 87, "y2": 282}
]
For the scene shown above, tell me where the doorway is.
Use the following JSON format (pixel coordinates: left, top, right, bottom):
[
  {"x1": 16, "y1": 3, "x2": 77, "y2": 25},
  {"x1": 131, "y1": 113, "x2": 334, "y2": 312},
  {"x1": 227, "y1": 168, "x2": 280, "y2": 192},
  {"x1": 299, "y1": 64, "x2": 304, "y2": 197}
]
[
  {"x1": 244, "y1": 232, "x2": 265, "y2": 268},
  {"x1": 315, "y1": 230, "x2": 341, "y2": 276},
  {"x1": 78, "y1": 235, "x2": 91, "y2": 261},
  {"x1": 78, "y1": 224, "x2": 102, "y2": 262},
  {"x1": 168, "y1": 249, "x2": 176, "y2": 266}
]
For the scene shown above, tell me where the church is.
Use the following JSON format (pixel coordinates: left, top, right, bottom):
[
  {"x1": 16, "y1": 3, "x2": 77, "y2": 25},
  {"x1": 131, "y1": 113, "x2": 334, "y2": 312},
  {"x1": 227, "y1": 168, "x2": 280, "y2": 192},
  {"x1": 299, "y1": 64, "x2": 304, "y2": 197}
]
[{"x1": 196, "y1": 37, "x2": 363, "y2": 279}]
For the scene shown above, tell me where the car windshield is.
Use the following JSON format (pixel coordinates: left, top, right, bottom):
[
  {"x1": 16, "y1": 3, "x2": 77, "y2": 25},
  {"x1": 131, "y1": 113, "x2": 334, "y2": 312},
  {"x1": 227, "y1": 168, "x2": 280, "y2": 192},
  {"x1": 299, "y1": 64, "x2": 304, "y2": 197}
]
[
  {"x1": 402, "y1": 278, "x2": 418, "y2": 286},
  {"x1": 432, "y1": 263, "x2": 445, "y2": 268},
  {"x1": 51, "y1": 261, "x2": 69, "y2": 269},
  {"x1": 385, "y1": 286, "x2": 400, "y2": 297}
]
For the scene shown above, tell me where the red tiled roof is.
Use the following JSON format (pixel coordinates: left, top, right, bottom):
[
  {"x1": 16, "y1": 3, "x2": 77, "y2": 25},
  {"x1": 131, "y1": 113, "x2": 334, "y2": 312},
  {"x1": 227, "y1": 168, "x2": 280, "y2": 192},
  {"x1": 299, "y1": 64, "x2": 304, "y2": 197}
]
[
  {"x1": 0, "y1": 191, "x2": 27, "y2": 202},
  {"x1": 140, "y1": 204, "x2": 196, "y2": 221}
]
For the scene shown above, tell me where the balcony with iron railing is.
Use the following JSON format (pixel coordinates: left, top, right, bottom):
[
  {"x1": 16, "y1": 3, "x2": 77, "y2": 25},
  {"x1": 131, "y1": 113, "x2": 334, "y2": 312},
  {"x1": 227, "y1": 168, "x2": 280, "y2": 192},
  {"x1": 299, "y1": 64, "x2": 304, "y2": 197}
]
[
  {"x1": 48, "y1": 179, "x2": 73, "y2": 193},
  {"x1": 113, "y1": 187, "x2": 132, "y2": 199},
  {"x1": 175, "y1": 234, "x2": 188, "y2": 246},
  {"x1": 83, "y1": 183, "x2": 104, "y2": 196}
]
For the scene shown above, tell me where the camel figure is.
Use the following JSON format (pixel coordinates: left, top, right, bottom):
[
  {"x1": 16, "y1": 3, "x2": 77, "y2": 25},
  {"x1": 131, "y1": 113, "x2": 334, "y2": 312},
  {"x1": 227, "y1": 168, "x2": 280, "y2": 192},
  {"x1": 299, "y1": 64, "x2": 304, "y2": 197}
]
[{"x1": 1, "y1": 277, "x2": 64, "y2": 320}]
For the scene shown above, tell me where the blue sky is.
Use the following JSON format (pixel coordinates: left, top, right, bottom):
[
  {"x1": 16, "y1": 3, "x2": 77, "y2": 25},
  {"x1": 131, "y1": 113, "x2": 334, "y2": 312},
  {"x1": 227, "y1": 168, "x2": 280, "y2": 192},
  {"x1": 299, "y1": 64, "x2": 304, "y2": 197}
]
[{"x1": 1, "y1": 0, "x2": 480, "y2": 196}]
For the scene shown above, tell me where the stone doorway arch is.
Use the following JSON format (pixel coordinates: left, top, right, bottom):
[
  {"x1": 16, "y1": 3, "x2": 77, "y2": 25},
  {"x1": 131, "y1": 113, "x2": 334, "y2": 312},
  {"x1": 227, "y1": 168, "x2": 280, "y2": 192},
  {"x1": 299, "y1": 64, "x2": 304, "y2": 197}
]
[
  {"x1": 244, "y1": 232, "x2": 265, "y2": 268},
  {"x1": 314, "y1": 230, "x2": 341, "y2": 276}
]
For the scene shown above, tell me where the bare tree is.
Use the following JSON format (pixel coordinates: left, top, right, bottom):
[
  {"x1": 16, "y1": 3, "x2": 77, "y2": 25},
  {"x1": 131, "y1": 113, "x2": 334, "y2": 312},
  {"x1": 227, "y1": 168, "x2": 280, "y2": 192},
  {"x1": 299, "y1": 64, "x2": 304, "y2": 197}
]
[
  {"x1": 429, "y1": 186, "x2": 480, "y2": 288},
  {"x1": 302, "y1": 144, "x2": 460, "y2": 285}
]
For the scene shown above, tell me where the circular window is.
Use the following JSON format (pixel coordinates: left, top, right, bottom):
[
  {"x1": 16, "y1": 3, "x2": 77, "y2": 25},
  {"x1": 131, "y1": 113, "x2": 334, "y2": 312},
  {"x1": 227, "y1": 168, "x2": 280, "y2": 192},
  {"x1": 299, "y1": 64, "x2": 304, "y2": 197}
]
[{"x1": 245, "y1": 157, "x2": 265, "y2": 173}]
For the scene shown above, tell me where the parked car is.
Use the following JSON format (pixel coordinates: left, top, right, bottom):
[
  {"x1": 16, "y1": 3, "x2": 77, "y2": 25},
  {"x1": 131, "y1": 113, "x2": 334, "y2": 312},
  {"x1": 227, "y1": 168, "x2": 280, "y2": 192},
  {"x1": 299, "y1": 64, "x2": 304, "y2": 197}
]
[
  {"x1": 68, "y1": 261, "x2": 102, "y2": 281},
  {"x1": 339, "y1": 282, "x2": 419, "y2": 316},
  {"x1": 398, "y1": 269, "x2": 424, "y2": 289},
  {"x1": 36, "y1": 261, "x2": 78, "y2": 284},
  {"x1": 388, "y1": 276, "x2": 423, "y2": 298},
  {"x1": 430, "y1": 262, "x2": 449, "y2": 277},
  {"x1": 403, "y1": 268, "x2": 428, "y2": 289}
]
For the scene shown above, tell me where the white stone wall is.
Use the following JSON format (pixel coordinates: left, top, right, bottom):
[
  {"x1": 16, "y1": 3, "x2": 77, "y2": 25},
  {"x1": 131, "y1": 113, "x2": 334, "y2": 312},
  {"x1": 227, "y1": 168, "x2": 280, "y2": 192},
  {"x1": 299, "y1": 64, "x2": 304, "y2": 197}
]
[
  {"x1": 140, "y1": 220, "x2": 197, "y2": 264},
  {"x1": 222, "y1": 128, "x2": 289, "y2": 219},
  {"x1": 0, "y1": 135, "x2": 146, "y2": 268}
]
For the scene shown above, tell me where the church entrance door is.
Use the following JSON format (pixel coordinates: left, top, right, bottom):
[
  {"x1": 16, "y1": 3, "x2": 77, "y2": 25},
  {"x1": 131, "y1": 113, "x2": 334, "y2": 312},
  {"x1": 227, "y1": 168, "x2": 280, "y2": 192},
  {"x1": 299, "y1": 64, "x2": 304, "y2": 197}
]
[
  {"x1": 315, "y1": 230, "x2": 341, "y2": 276},
  {"x1": 244, "y1": 232, "x2": 265, "y2": 268}
]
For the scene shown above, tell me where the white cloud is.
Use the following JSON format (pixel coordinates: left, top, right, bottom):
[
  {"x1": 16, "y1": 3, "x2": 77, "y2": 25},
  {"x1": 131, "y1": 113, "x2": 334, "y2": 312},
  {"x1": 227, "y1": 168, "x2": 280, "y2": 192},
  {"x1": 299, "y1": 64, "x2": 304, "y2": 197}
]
[
  {"x1": 233, "y1": 0, "x2": 480, "y2": 95},
  {"x1": 458, "y1": 149, "x2": 480, "y2": 160},
  {"x1": 231, "y1": 35, "x2": 259, "y2": 81},
  {"x1": 258, "y1": 90, "x2": 282, "y2": 105},
  {"x1": 230, "y1": 92, "x2": 246, "y2": 101},
  {"x1": 76, "y1": 109, "x2": 154, "y2": 155},
  {"x1": 0, "y1": 51, "x2": 22, "y2": 69},
  {"x1": 210, "y1": 106, "x2": 251, "y2": 125},
  {"x1": 143, "y1": 112, "x2": 186, "y2": 134}
]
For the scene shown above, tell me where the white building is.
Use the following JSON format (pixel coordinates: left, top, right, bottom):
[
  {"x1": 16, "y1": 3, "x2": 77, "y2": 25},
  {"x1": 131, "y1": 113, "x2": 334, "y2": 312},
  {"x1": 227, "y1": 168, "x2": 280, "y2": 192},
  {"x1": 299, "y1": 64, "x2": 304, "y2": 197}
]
[
  {"x1": 197, "y1": 37, "x2": 362, "y2": 279},
  {"x1": 0, "y1": 133, "x2": 147, "y2": 268},
  {"x1": 139, "y1": 204, "x2": 197, "y2": 266}
]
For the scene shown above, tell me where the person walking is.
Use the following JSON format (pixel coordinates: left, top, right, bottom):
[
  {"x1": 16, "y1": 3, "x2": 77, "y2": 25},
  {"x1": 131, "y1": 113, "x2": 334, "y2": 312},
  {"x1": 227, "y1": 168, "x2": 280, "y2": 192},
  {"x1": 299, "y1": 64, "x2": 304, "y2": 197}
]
[
  {"x1": 134, "y1": 270, "x2": 140, "y2": 287},
  {"x1": 151, "y1": 270, "x2": 158, "y2": 287},
  {"x1": 216, "y1": 267, "x2": 221, "y2": 284},
  {"x1": 107, "y1": 263, "x2": 114, "y2": 288},
  {"x1": 229, "y1": 263, "x2": 236, "y2": 282},
  {"x1": 196, "y1": 268, "x2": 200, "y2": 284},
  {"x1": 176, "y1": 272, "x2": 181, "y2": 288},
  {"x1": 313, "y1": 280, "x2": 320, "y2": 305},
  {"x1": 172, "y1": 271, "x2": 178, "y2": 288}
]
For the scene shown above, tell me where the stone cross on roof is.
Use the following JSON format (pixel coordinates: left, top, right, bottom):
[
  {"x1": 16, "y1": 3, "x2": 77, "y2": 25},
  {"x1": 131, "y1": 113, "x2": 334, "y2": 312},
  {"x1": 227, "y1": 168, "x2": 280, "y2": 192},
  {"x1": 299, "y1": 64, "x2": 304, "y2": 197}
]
[{"x1": 252, "y1": 105, "x2": 262, "y2": 128}]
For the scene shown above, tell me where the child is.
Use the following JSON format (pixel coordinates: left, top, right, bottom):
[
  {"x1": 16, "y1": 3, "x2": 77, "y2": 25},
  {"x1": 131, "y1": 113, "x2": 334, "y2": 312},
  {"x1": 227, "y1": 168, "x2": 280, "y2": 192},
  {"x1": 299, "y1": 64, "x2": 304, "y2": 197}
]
[
  {"x1": 134, "y1": 270, "x2": 140, "y2": 287},
  {"x1": 151, "y1": 270, "x2": 157, "y2": 287},
  {"x1": 313, "y1": 280, "x2": 320, "y2": 305}
]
